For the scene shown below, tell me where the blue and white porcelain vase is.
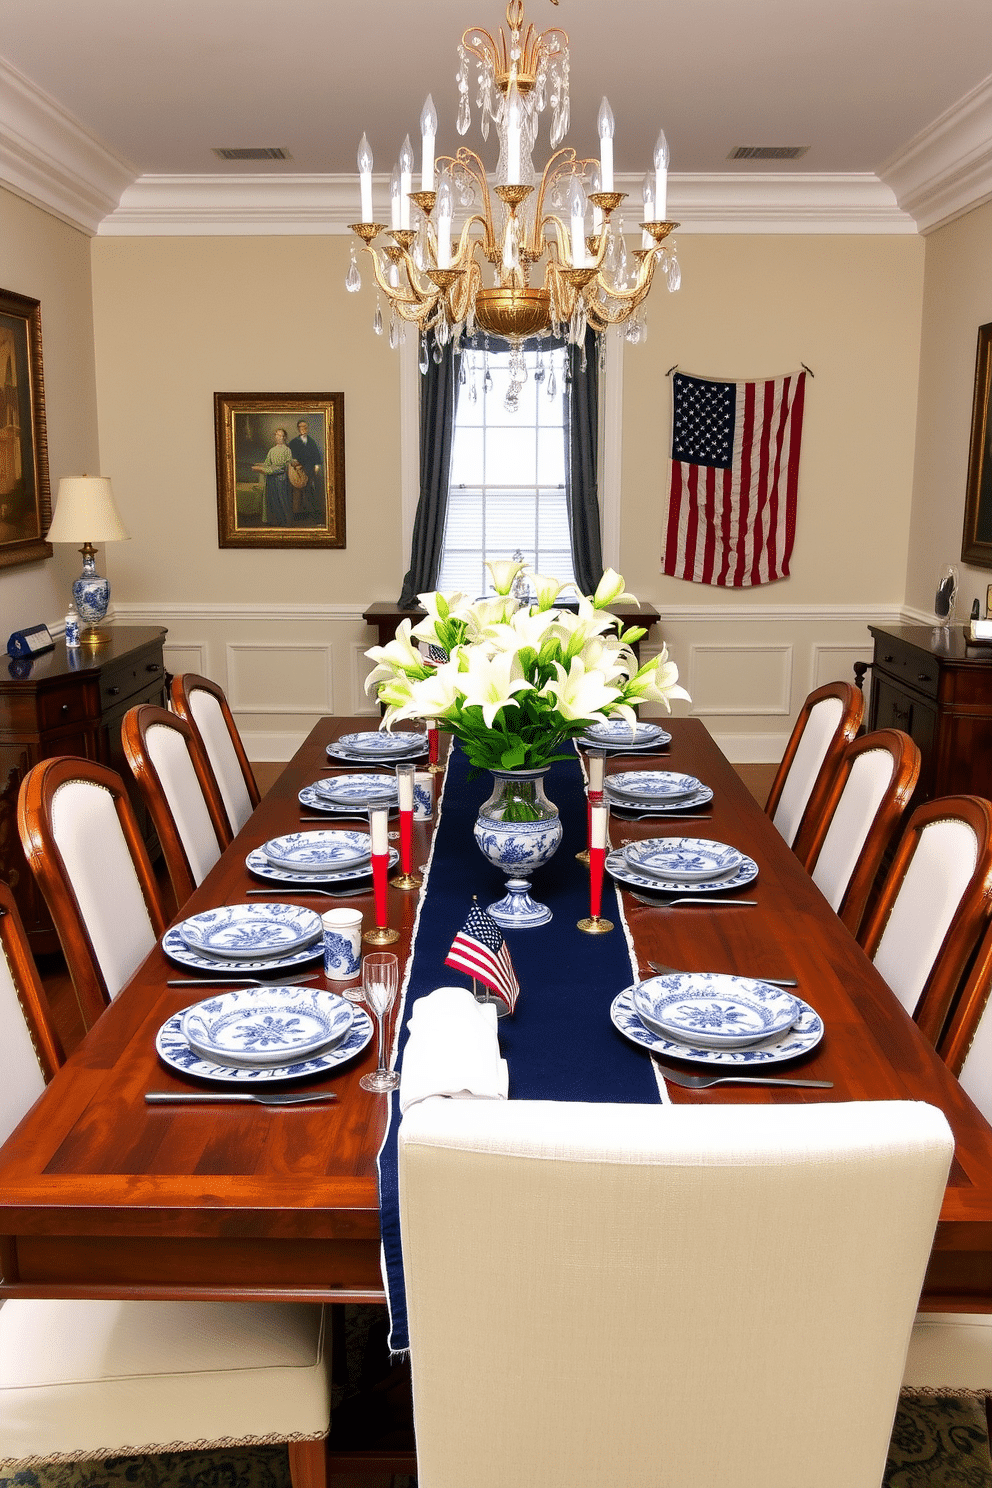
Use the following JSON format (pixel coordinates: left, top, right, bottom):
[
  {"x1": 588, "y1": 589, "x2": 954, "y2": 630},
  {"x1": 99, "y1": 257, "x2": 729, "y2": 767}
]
[
  {"x1": 72, "y1": 550, "x2": 110, "y2": 627},
  {"x1": 473, "y1": 768, "x2": 563, "y2": 929}
]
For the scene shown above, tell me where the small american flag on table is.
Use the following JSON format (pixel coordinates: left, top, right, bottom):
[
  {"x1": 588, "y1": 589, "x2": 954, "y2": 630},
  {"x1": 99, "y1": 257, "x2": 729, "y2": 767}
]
[
  {"x1": 445, "y1": 904, "x2": 520, "y2": 1015},
  {"x1": 663, "y1": 369, "x2": 807, "y2": 587}
]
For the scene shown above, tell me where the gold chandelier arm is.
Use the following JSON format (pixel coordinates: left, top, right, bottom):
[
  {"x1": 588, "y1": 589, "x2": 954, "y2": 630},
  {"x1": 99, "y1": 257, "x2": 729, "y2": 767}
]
[
  {"x1": 451, "y1": 259, "x2": 483, "y2": 323},
  {"x1": 588, "y1": 248, "x2": 660, "y2": 315},
  {"x1": 363, "y1": 247, "x2": 421, "y2": 307},
  {"x1": 452, "y1": 217, "x2": 490, "y2": 268},
  {"x1": 532, "y1": 147, "x2": 577, "y2": 240}
]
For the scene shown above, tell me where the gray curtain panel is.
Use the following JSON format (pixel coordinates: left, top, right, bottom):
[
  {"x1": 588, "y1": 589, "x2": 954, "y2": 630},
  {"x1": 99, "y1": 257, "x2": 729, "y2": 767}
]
[
  {"x1": 398, "y1": 333, "x2": 461, "y2": 608},
  {"x1": 564, "y1": 325, "x2": 604, "y2": 597}
]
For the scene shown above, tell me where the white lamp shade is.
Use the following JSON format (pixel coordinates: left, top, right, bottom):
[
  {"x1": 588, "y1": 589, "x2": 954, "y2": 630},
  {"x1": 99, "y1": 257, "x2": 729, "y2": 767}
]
[{"x1": 47, "y1": 477, "x2": 130, "y2": 545}]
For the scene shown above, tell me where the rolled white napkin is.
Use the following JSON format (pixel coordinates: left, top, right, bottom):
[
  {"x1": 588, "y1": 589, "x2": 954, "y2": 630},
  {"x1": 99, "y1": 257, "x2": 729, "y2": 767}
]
[{"x1": 399, "y1": 985, "x2": 509, "y2": 1113}]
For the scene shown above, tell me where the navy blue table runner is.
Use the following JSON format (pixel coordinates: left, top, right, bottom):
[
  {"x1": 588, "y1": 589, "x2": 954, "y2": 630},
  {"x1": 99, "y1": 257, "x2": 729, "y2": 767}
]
[{"x1": 377, "y1": 744, "x2": 661, "y2": 1351}]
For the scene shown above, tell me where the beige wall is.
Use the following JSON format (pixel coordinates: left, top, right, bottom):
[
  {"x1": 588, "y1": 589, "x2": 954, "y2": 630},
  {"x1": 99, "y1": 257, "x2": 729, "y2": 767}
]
[
  {"x1": 89, "y1": 228, "x2": 927, "y2": 758},
  {"x1": 906, "y1": 198, "x2": 992, "y2": 621},
  {"x1": 0, "y1": 185, "x2": 100, "y2": 634}
]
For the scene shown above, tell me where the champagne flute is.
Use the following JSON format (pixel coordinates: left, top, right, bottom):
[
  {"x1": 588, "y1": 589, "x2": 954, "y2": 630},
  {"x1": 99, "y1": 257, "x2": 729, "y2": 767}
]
[{"x1": 359, "y1": 952, "x2": 400, "y2": 1093}]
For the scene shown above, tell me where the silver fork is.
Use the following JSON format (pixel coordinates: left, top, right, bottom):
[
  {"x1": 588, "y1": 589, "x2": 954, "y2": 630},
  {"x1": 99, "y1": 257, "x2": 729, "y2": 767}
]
[
  {"x1": 245, "y1": 885, "x2": 369, "y2": 898},
  {"x1": 655, "y1": 1062, "x2": 831, "y2": 1089},
  {"x1": 166, "y1": 972, "x2": 321, "y2": 988},
  {"x1": 631, "y1": 894, "x2": 758, "y2": 908},
  {"x1": 647, "y1": 959, "x2": 797, "y2": 988}
]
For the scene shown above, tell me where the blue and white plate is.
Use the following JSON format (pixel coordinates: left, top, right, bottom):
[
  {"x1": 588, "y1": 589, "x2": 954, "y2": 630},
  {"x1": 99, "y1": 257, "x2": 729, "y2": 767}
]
[
  {"x1": 246, "y1": 845, "x2": 398, "y2": 888},
  {"x1": 299, "y1": 785, "x2": 399, "y2": 817},
  {"x1": 263, "y1": 830, "x2": 371, "y2": 873},
  {"x1": 606, "y1": 786, "x2": 714, "y2": 817},
  {"x1": 580, "y1": 720, "x2": 672, "y2": 750},
  {"x1": 178, "y1": 903, "x2": 322, "y2": 961},
  {"x1": 607, "y1": 770, "x2": 703, "y2": 803},
  {"x1": 622, "y1": 837, "x2": 743, "y2": 883},
  {"x1": 631, "y1": 974, "x2": 800, "y2": 1048},
  {"x1": 605, "y1": 848, "x2": 757, "y2": 897},
  {"x1": 163, "y1": 926, "x2": 323, "y2": 975},
  {"x1": 314, "y1": 774, "x2": 398, "y2": 806},
  {"x1": 611, "y1": 985, "x2": 823, "y2": 1066},
  {"x1": 180, "y1": 986, "x2": 355, "y2": 1069},
  {"x1": 325, "y1": 745, "x2": 426, "y2": 765},
  {"x1": 332, "y1": 731, "x2": 426, "y2": 757},
  {"x1": 156, "y1": 1004, "x2": 374, "y2": 1086}
]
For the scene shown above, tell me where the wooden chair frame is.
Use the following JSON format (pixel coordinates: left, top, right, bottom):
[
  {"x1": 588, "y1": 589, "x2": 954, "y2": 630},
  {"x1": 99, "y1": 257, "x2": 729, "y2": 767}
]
[
  {"x1": 170, "y1": 672, "x2": 261, "y2": 834},
  {"x1": 859, "y1": 795, "x2": 992, "y2": 1047},
  {"x1": 795, "y1": 728, "x2": 921, "y2": 935},
  {"x1": 121, "y1": 704, "x2": 232, "y2": 910},
  {"x1": 765, "y1": 680, "x2": 865, "y2": 845},
  {"x1": 0, "y1": 880, "x2": 64, "y2": 1078},
  {"x1": 17, "y1": 757, "x2": 166, "y2": 1031},
  {"x1": 937, "y1": 915, "x2": 992, "y2": 1078}
]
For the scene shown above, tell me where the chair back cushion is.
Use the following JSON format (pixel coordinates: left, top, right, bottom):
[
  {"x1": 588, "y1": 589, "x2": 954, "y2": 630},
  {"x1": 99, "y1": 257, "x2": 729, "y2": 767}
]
[
  {"x1": 872, "y1": 816, "x2": 980, "y2": 1015},
  {"x1": 0, "y1": 947, "x2": 47, "y2": 1146},
  {"x1": 144, "y1": 722, "x2": 222, "y2": 886},
  {"x1": 399, "y1": 1098, "x2": 952, "y2": 1488},
  {"x1": 956, "y1": 1000, "x2": 992, "y2": 1124},
  {"x1": 50, "y1": 779, "x2": 157, "y2": 1000},
  {"x1": 189, "y1": 688, "x2": 254, "y2": 835},
  {"x1": 810, "y1": 744, "x2": 895, "y2": 911},
  {"x1": 771, "y1": 695, "x2": 843, "y2": 846}
]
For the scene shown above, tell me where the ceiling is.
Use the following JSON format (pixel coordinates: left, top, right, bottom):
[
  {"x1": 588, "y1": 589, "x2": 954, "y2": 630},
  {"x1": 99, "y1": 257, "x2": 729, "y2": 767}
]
[{"x1": 1, "y1": 0, "x2": 991, "y2": 232}]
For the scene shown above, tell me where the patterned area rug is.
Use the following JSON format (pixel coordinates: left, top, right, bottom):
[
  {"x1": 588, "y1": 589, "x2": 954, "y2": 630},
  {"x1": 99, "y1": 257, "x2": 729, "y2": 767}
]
[{"x1": 885, "y1": 1396, "x2": 992, "y2": 1487}]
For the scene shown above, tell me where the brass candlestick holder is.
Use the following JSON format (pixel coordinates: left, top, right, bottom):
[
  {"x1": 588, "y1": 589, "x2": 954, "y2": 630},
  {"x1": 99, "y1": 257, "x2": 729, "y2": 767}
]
[
  {"x1": 390, "y1": 869, "x2": 422, "y2": 891},
  {"x1": 363, "y1": 924, "x2": 400, "y2": 945},
  {"x1": 577, "y1": 914, "x2": 614, "y2": 934}
]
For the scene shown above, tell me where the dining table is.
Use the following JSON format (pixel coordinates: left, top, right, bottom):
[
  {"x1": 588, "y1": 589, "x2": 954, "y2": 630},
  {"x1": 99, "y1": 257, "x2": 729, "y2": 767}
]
[{"x1": 2, "y1": 715, "x2": 992, "y2": 1312}]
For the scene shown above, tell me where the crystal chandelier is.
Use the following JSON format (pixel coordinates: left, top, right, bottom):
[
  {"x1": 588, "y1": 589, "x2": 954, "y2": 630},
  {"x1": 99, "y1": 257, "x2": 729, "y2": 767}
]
[{"x1": 346, "y1": 0, "x2": 680, "y2": 351}]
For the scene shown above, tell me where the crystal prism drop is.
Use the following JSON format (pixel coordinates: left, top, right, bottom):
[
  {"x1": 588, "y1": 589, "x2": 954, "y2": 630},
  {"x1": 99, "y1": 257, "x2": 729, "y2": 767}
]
[
  {"x1": 418, "y1": 336, "x2": 429, "y2": 372},
  {"x1": 345, "y1": 244, "x2": 361, "y2": 294},
  {"x1": 668, "y1": 255, "x2": 681, "y2": 292},
  {"x1": 534, "y1": 353, "x2": 545, "y2": 385},
  {"x1": 459, "y1": 355, "x2": 467, "y2": 385},
  {"x1": 548, "y1": 367, "x2": 557, "y2": 399},
  {"x1": 373, "y1": 302, "x2": 383, "y2": 336},
  {"x1": 433, "y1": 340, "x2": 443, "y2": 364},
  {"x1": 483, "y1": 364, "x2": 493, "y2": 394},
  {"x1": 457, "y1": 93, "x2": 471, "y2": 135}
]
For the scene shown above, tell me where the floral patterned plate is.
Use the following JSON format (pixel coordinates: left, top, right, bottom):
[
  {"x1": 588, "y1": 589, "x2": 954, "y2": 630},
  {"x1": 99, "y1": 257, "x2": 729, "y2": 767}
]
[
  {"x1": 298, "y1": 785, "x2": 399, "y2": 817},
  {"x1": 605, "y1": 848, "x2": 757, "y2": 897},
  {"x1": 178, "y1": 903, "x2": 322, "y2": 960},
  {"x1": 313, "y1": 775, "x2": 398, "y2": 806},
  {"x1": 180, "y1": 986, "x2": 355, "y2": 1069},
  {"x1": 263, "y1": 830, "x2": 372, "y2": 873},
  {"x1": 622, "y1": 837, "x2": 743, "y2": 883},
  {"x1": 156, "y1": 1004, "x2": 373, "y2": 1085},
  {"x1": 631, "y1": 973, "x2": 800, "y2": 1048},
  {"x1": 611, "y1": 985, "x2": 823, "y2": 1066},
  {"x1": 579, "y1": 720, "x2": 672, "y2": 749},
  {"x1": 607, "y1": 770, "x2": 703, "y2": 802},
  {"x1": 606, "y1": 786, "x2": 715, "y2": 817},
  {"x1": 332, "y1": 731, "x2": 426, "y2": 756},
  {"x1": 246, "y1": 845, "x2": 398, "y2": 887},
  {"x1": 163, "y1": 926, "x2": 323, "y2": 976}
]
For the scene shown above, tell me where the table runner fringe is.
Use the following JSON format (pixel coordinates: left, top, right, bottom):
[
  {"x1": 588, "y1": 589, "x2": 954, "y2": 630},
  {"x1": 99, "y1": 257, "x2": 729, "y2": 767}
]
[
  {"x1": 900, "y1": 1385, "x2": 991, "y2": 1399},
  {"x1": 0, "y1": 1429, "x2": 326, "y2": 1467}
]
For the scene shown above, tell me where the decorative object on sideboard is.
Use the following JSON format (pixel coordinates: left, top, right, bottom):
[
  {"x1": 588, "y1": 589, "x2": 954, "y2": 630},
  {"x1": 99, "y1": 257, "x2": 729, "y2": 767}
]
[
  {"x1": 346, "y1": 0, "x2": 680, "y2": 357},
  {"x1": 0, "y1": 287, "x2": 52, "y2": 571},
  {"x1": 6, "y1": 625, "x2": 54, "y2": 659},
  {"x1": 934, "y1": 564, "x2": 959, "y2": 628},
  {"x1": 46, "y1": 476, "x2": 130, "y2": 642}
]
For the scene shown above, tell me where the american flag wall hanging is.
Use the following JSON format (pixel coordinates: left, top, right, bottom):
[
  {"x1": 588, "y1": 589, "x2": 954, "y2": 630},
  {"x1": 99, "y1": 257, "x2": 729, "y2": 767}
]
[{"x1": 662, "y1": 370, "x2": 807, "y2": 587}]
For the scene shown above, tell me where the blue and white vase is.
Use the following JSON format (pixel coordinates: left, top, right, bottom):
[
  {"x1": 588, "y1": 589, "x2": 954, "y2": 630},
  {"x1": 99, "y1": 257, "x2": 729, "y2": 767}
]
[
  {"x1": 72, "y1": 551, "x2": 110, "y2": 627},
  {"x1": 473, "y1": 768, "x2": 563, "y2": 928}
]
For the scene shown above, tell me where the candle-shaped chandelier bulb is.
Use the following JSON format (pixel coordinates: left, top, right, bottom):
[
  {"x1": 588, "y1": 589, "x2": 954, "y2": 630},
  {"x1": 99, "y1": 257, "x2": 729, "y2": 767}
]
[
  {"x1": 589, "y1": 164, "x2": 603, "y2": 232},
  {"x1": 641, "y1": 172, "x2": 655, "y2": 247},
  {"x1": 420, "y1": 95, "x2": 438, "y2": 190},
  {"x1": 358, "y1": 133, "x2": 374, "y2": 223},
  {"x1": 505, "y1": 78, "x2": 524, "y2": 185},
  {"x1": 436, "y1": 173, "x2": 454, "y2": 268},
  {"x1": 568, "y1": 175, "x2": 587, "y2": 267},
  {"x1": 399, "y1": 134, "x2": 414, "y2": 228},
  {"x1": 389, "y1": 165, "x2": 402, "y2": 230},
  {"x1": 654, "y1": 128, "x2": 670, "y2": 220},
  {"x1": 597, "y1": 97, "x2": 615, "y2": 193}
]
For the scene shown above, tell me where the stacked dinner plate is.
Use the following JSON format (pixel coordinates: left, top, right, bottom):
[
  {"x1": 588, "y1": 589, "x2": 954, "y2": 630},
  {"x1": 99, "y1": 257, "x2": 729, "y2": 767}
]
[
  {"x1": 606, "y1": 836, "x2": 758, "y2": 898},
  {"x1": 298, "y1": 773, "x2": 401, "y2": 818},
  {"x1": 610, "y1": 971, "x2": 824, "y2": 1067},
  {"x1": 156, "y1": 985, "x2": 374, "y2": 1085},
  {"x1": 578, "y1": 719, "x2": 671, "y2": 753},
  {"x1": 246, "y1": 829, "x2": 398, "y2": 888},
  {"x1": 325, "y1": 730, "x2": 426, "y2": 765},
  {"x1": 163, "y1": 903, "x2": 325, "y2": 974},
  {"x1": 605, "y1": 770, "x2": 713, "y2": 816}
]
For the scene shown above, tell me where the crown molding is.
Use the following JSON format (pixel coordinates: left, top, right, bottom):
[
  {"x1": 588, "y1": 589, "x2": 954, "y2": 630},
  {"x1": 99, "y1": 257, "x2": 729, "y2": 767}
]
[
  {"x1": 0, "y1": 57, "x2": 136, "y2": 235},
  {"x1": 97, "y1": 169, "x2": 915, "y2": 236},
  {"x1": 879, "y1": 73, "x2": 992, "y2": 234}
]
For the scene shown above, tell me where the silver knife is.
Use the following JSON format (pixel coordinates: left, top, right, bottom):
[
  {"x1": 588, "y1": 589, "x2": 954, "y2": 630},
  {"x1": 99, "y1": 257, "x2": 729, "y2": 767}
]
[{"x1": 146, "y1": 1091, "x2": 338, "y2": 1106}]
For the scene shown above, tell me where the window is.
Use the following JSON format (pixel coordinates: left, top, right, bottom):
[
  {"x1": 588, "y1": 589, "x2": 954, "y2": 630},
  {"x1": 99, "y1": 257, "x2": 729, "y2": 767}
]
[{"x1": 436, "y1": 340, "x2": 577, "y2": 596}]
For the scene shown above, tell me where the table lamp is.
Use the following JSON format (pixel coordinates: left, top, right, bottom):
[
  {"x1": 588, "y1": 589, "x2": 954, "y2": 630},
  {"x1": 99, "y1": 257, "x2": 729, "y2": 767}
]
[{"x1": 46, "y1": 476, "x2": 130, "y2": 642}]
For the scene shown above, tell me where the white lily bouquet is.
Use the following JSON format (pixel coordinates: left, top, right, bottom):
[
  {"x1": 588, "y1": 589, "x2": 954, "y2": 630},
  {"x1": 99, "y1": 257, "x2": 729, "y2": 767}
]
[{"x1": 365, "y1": 560, "x2": 690, "y2": 777}]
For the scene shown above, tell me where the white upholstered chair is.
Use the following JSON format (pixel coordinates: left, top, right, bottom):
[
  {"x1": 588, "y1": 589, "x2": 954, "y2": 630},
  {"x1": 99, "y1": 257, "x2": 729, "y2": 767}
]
[
  {"x1": 765, "y1": 681, "x2": 864, "y2": 849},
  {"x1": 122, "y1": 703, "x2": 230, "y2": 910},
  {"x1": 793, "y1": 728, "x2": 920, "y2": 935},
  {"x1": 0, "y1": 880, "x2": 332, "y2": 1483},
  {"x1": 858, "y1": 796, "x2": 992, "y2": 1047},
  {"x1": 399, "y1": 1097, "x2": 953, "y2": 1488},
  {"x1": 171, "y1": 672, "x2": 260, "y2": 836},
  {"x1": 17, "y1": 757, "x2": 167, "y2": 1030}
]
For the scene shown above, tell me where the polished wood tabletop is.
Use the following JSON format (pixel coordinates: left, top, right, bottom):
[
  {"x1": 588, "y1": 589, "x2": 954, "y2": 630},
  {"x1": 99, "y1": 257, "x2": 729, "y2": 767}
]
[{"x1": 2, "y1": 717, "x2": 992, "y2": 1309}]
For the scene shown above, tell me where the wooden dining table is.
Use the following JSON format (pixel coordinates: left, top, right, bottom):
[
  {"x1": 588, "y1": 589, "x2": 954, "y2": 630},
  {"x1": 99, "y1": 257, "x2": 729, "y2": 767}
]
[{"x1": 2, "y1": 715, "x2": 992, "y2": 1311}]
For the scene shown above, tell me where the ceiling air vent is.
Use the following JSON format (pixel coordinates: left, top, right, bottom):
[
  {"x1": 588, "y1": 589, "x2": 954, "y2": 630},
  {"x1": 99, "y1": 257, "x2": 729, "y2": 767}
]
[
  {"x1": 728, "y1": 145, "x2": 809, "y2": 161},
  {"x1": 212, "y1": 147, "x2": 291, "y2": 161}
]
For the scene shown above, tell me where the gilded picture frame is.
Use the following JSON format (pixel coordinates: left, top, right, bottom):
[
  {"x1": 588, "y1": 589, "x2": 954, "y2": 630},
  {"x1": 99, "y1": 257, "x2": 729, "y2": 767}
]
[
  {"x1": 0, "y1": 288, "x2": 52, "y2": 570},
  {"x1": 961, "y1": 323, "x2": 992, "y2": 569},
  {"x1": 214, "y1": 392, "x2": 346, "y2": 549}
]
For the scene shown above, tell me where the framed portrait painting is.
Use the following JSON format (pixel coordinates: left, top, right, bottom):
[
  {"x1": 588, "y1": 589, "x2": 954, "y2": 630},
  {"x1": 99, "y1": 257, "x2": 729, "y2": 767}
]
[
  {"x1": 962, "y1": 323, "x2": 992, "y2": 569},
  {"x1": 214, "y1": 392, "x2": 346, "y2": 549},
  {"x1": 0, "y1": 288, "x2": 52, "y2": 570}
]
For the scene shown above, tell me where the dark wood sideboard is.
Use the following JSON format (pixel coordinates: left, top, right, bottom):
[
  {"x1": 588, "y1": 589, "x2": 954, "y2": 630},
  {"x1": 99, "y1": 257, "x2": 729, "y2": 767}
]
[
  {"x1": 862, "y1": 624, "x2": 992, "y2": 802},
  {"x1": 0, "y1": 626, "x2": 168, "y2": 951}
]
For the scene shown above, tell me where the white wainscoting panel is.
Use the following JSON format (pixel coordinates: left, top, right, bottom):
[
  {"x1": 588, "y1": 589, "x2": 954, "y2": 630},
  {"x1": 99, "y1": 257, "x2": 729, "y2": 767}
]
[
  {"x1": 163, "y1": 643, "x2": 206, "y2": 678},
  {"x1": 226, "y1": 643, "x2": 334, "y2": 715},
  {"x1": 811, "y1": 643, "x2": 873, "y2": 692},
  {"x1": 687, "y1": 643, "x2": 793, "y2": 717},
  {"x1": 351, "y1": 642, "x2": 380, "y2": 717}
]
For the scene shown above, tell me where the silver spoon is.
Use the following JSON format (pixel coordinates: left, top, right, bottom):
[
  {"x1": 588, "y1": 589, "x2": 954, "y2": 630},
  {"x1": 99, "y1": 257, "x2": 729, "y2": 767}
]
[
  {"x1": 631, "y1": 895, "x2": 758, "y2": 908},
  {"x1": 245, "y1": 885, "x2": 369, "y2": 898},
  {"x1": 166, "y1": 972, "x2": 321, "y2": 988},
  {"x1": 647, "y1": 959, "x2": 798, "y2": 988},
  {"x1": 654, "y1": 1064, "x2": 831, "y2": 1090},
  {"x1": 145, "y1": 1091, "x2": 338, "y2": 1106}
]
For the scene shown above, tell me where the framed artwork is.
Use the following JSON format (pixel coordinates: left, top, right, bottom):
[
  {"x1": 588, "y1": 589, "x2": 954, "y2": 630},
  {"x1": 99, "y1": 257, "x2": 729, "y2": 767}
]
[
  {"x1": 214, "y1": 392, "x2": 345, "y2": 549},
  {"x1": 0, "y1": 288, "x2": 52, "y2": 570},
  {"x1": 962, "y1": 323, "x2": 992, "y2": 569}
]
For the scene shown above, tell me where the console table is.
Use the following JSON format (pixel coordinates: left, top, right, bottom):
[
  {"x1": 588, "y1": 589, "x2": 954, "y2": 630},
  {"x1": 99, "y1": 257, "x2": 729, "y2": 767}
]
[
  {"x1": 861, "y1": 624, "x2": 992, "y2": 802},
  {"x1": 363, "y1": 599, "x2": 661, "y2": 663},
  {"x1": 0, "y1": 626, "x2": 168, "y2": 951}
]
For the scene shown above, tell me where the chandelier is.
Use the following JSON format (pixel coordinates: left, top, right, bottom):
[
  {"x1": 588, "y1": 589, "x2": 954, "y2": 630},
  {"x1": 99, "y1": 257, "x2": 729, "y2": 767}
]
[{"x1": 346, "y1": 0, "x2": 680, "y2": 351}]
